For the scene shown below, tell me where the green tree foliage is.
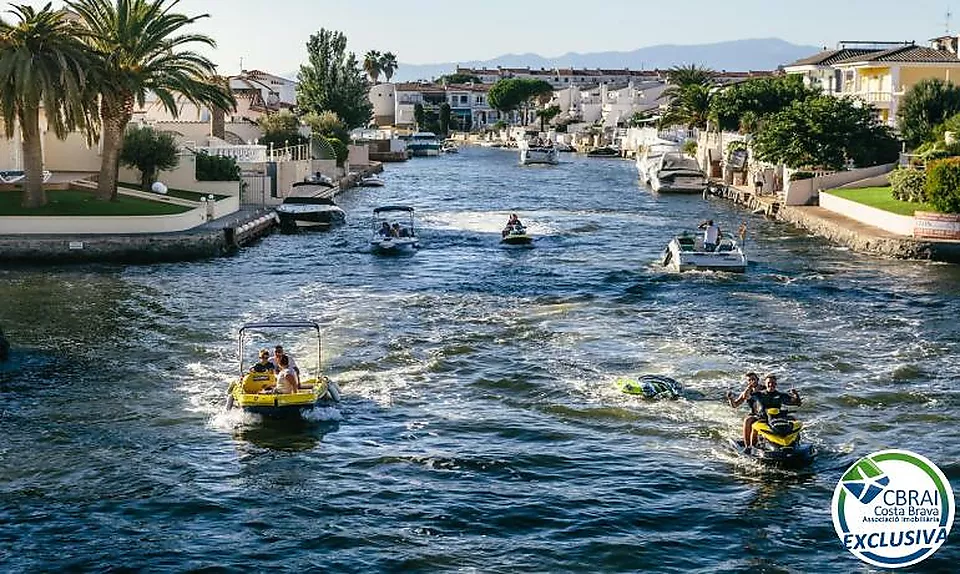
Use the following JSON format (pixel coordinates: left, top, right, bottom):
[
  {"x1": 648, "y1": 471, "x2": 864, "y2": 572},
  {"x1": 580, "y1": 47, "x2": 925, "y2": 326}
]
[
  {"x1": 0, "y1": 3, "x2": 96, "y2": 208},
  {"x1": 752, "y1": 96, "x2": 899, "y2": 170},
  {"x1": 380, "y1": 52, "x2": 398, "y2": 82},
  {"x1": 363, "y1": 50, "x2": 382, "y2": 82},
  {"x1": 888, "y1": 168, "x2": 927, "y2": 202},
  {"x1": 925, "y1": 157, "x2": 960, "y2": 212},
  {"x1": 303, "y1": 110, "x2": 348, "y2": 143},
  {"x1": 414, "y1": 103, "x2": 425, "y2": 130},
  {"x1": 119, "y1": 127, "x2": 179, "y2": 190},
  {"x1": 896, "y1": 79, "x2": 960, "y2": 148},
  {"x1": 665, "y1": 64, "x2": 717, "y2": 88},
  {"x1": 438, "y1": 73, "x2": 482, "y2": 84},
  {"x1": 257, "y1": 110, "x2": 306, "y2": 149},
  {"x1": 536, "y1": 105, "x2": 561, "y2": 131},
  {"x1": 325, "y1": 136, "x2": 349, "y2": 167},
  {"x1": 439, "y1": 102, "x2": 451, "y2": 135},
  {"x1": 488, "y1": 78, "x2": 554, "y2": 122},
  {"x1": 298, "y1": 29, "x2": 373, "y2": 129},
  {"x1": 660, "y1": 65, "x2": 717, "y2": 130},
  {"x1": 195, "y1": 153, "x2": 240, "y2": 182},
  {"x1": 68, "y1": 0, "x2": 235, "y2": 201},
  {"x1": 709, "y1": 75, "x2": 817, "y2": 132}
]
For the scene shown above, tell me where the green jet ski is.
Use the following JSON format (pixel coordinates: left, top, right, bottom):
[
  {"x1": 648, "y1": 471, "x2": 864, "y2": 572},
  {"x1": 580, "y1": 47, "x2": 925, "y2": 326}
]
[{"x1": 615, "y1": 374, "x2": 683, "y2": 399}]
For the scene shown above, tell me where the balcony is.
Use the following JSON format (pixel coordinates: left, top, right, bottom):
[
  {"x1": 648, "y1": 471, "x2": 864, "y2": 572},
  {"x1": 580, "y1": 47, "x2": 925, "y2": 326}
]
[{"x1": 192, "y1": 144, "x2": 268, "y2": 163}]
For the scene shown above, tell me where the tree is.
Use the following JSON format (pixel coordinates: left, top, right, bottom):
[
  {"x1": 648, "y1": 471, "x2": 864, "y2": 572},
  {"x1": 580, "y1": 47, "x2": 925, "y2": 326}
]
[
  {"x1": 660, "y1": 65, "x2": 717, "y2": 130},
  {"x1": 0, "y1": 3, "x2": 95, "y2": 208},
  {"x1": 709, "y1": 75, "x2": 816, "y2": 132},
  {"x1": 257, "y1": 110, "x2": 306, "y2": 149},
  {"x1": 68, "y1": 0, "x2": 235, "y2": 201},
  {"x1": 897, "y1": 78, "x2": 960, "y2": 148},
  {"x1": 380, "y1": 52, "x2": 398, "y2": 82},
  {"x1": 413, "y1": 103, "x2": 425, "y2": 131},
  {"x1": 303, "y1": 110, "x2": 348, "y2": 143},
  {"x1": 488, "y1": 78, "x2": 554, "y2": 125},
  {"x1": 665, "y1": 64, "x2": 717, "y2": 88},
  {"x1": 363, "y1": 50, "x2": 382, "y2": 83},
  {"x1": 536, "y1": 105, "x2": 561, "y2": 131},
  {"x1": 438, "y1": 73, "x2": 481, "y2": 85},
  {"x1": 752, "y1": 96, "x2": 900, "y2": 170},
  {"x1": 439, "y1": 102, "x2": 451, "y2": 135},
  {"x1": 297, "y1": 28, "x2": 373, "y2": 129},
  {"x1": 119, "y1": 127, "x2": 179, "y2": 191}
]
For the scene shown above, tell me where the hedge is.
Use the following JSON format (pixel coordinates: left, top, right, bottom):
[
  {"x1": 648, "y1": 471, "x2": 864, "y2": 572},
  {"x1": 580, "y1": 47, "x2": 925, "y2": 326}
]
[
  {"x1": 924, "y1": 157, "x2": 960, "y2": 213},
  {"x1": 888, "y1": 168, "x2": 927, "y2": 202}
]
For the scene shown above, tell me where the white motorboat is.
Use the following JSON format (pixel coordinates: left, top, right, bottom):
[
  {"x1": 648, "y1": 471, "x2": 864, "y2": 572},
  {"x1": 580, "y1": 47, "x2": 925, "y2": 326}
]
[
  {"x1": 370, "y1": 205, "x2": 419, "y2": 254},
  {"x1": 636, "y1": 140, "x2": 681, "y2": 185},
  {"x1": 275, "y1": 182, "x2": 345, "y2": 232},
  {"x1": 518, "y1": 140, "x2": 559, "y2": 165},
  {"x1": 358, "y1": 174, "x2": 385, "y2": 187},
  {"x1": 661, "y1": 232, "x2": 746, "y2": 273},
  {"x1": 440, "y1": 140, "x2": 459, "y2": 154},
  {"x1": 650, "y1": 152, "x2": 708, "y2": 194},
  {"x1": 407, "y1": 132, "x2": 440, "y2": 157}
]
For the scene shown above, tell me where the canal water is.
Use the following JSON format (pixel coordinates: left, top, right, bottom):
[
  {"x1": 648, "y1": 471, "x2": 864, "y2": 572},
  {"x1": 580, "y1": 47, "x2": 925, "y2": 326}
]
[{"x1": 1, "y1": 147, "x2": 959, "y2": 572}]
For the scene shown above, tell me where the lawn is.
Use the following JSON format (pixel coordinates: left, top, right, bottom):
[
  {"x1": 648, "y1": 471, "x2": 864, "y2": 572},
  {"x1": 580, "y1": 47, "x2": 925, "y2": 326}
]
[
  {"x1": 0, "y1": 189, "x2": 192, "y2": 216},
  {"x1": 118, "y1": 182, "x2": 231, "y2": 202},
  {"x1": 826, "y1": 186, "x2": 934, "y2": 216}
]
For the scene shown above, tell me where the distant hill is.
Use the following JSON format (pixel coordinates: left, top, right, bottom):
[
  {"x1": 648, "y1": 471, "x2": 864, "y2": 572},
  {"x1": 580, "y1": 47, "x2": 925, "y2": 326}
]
[{"x1": 391, "y1": 38, "x2": 821, "y2": 82}]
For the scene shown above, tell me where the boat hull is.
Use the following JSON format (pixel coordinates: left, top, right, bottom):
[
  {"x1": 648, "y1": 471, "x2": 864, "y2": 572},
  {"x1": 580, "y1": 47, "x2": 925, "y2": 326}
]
[
  {"x1": 520, "y1": 147, "x2": 559, "y2": 165},
  {"x1": 276, "y1": 209, "x2": 345, "y2": 233},
  {"x1": 229, "y1": 374, "x2": 339, "y2": 419},
  {"x1": 501, "y1": 234, "x2": 533, "y2": 245},
  {"x1": 371, "y1": 238, "x2": 419, "y2": 254},
  {"x1": 650, "y1": 175, "x2": 708, "y2": 194},
  {"x1": 662, "y1": 237, "x2": 747, "y2": 273}
]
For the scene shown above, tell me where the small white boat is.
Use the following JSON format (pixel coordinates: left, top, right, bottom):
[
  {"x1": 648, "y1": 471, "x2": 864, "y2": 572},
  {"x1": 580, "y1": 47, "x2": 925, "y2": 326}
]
[
  {"x1": 358, "y1": 174, "x2": 385, "y2": 187},
  {"x1": 636, "y1": 140, "x2": 681, "y2": 185},
  {"x1": 650, "y1": 152, "x2": 708, "y2": 194},
  {"x1": 407, "y1": 132, "x2": 440, "y2": 157},
  {"x1": 661, "y1": 233, "x2": 746, "y2": 273},
  {"x1": 275, "y1": 182, "x2": 345, "y2": 232},
  {"x1": 370, "y1": 205, "x2": 419, "y2": 254},
  {"x1": 518, "y1": 140, "x2": 559, "y2": 165},
  {"x1": 440, "y1": 141, "x2": 459, "y2": 154}
]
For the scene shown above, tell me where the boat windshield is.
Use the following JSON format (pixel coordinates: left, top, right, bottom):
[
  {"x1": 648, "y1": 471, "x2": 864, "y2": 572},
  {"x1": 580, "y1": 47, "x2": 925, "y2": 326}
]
[{"x1": 661, "y1": 155, "x2": 701, "y2": 172}]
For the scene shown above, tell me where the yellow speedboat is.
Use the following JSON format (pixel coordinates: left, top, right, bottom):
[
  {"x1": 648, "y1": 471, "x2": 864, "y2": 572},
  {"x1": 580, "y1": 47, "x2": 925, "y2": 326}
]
[{"x1": 225, "y1": 320, "x2": 340, "y2": 418}]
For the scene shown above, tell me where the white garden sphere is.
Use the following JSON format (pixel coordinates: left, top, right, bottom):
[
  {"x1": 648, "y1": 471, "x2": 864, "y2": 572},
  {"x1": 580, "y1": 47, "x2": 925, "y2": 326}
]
[{"x1": 151, "y1": 182, "x2": 168, "y2": 194}]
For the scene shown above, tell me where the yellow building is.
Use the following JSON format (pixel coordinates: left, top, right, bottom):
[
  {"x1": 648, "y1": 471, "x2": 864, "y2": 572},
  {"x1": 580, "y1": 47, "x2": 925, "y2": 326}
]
[{"x1": 785, "y1": 41, "x2": 960, "y2": 126}]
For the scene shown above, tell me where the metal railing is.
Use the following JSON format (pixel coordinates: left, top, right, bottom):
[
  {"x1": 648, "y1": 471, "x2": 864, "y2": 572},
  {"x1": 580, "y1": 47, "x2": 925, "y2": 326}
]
[
  {"x1": 267, "y1": 143, "x2": 310, "y2": 162},
  {"x1": 192, "y1": 144, "x2": 268, "y2": 163}
]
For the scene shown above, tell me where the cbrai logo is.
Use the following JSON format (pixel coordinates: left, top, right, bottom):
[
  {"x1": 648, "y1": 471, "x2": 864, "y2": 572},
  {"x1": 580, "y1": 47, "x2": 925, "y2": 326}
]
[{"x1": 832, "y1": 449, "x2": 955, "y2": 569}]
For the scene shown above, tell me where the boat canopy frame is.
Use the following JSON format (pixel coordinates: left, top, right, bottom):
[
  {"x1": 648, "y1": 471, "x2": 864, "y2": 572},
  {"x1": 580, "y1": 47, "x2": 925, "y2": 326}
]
[{"x1": 237, "y1": 319, "x2": 322, "y2": 381}]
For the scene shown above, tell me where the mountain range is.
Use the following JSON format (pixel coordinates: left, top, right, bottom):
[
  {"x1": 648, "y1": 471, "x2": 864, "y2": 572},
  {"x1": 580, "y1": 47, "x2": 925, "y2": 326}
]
[{"x1": 390, "y1": 38, "x2": 822, "y2": 82}]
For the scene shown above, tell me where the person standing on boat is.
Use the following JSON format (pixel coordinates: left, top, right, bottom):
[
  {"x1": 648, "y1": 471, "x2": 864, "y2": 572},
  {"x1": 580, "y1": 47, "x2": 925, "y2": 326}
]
[{"x1": 699, "y1": 219, "x2": 720, "y2": 252}]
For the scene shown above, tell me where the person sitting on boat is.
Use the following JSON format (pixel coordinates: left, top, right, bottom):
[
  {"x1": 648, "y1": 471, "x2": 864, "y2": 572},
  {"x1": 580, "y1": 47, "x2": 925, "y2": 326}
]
[
  {"x1": 378, "y1": 221, "x2": 392, "y2": 237},
  {"x1": 753, "y1": 374, "x2": 802, "y2": 417},
  {"x1": 250, "y1": 348, "x2": 276, "y2": 373},
  {"x1": 396, "y1": 224, "x2": 410, "y2": 238},
  {"x1": 275, "y1": 354, "x2": 299, "y2": 393},
  {"x1": 273, "y1": 345, "x2": 299, "y2": 377},
  {"x1": 503, "y1": 214, "x2": 524, "y2": 237},
  {"x1": 727, "y1": 372, "x2": 763, "y2": 449},
  {"x1": 391, "y1": 222, "x2": 404, "y2": 237},
  {"x1": 698, "y1": 219, "x2": 721, "y2": 252}
]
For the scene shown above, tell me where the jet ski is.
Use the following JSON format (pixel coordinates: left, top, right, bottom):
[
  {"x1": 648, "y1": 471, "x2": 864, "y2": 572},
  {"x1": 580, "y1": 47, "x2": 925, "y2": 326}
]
[
  {"x1": 730, "y1": 407, "x2": 815, "y2": 468},
  {"x1": 615, "y1": 374, "x2": 683, "y2": 399}
]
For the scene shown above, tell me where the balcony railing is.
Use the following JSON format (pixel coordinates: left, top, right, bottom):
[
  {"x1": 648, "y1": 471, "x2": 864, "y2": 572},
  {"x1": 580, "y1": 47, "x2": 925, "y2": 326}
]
[{"x1": 192, "y1": 144, "x2": 268, "y2": 163}]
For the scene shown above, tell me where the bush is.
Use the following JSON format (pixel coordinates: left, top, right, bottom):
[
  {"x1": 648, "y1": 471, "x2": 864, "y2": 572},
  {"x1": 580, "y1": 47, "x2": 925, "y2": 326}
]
[
  {"x1": 888, "y1": 168, "x2": 927, "y2": 202},
  {"x1": 325, "y1": 137, "x2": 349, "y2": 167},
  {"x1": 924, "y1": 157, "x2": 960, "y2": 213},
  {"x1": 195, "y1": 152, "x2": 240, "y2": 181},
  {"x1": 790, "y1": 171, "x2": 815, "y2": 180}
]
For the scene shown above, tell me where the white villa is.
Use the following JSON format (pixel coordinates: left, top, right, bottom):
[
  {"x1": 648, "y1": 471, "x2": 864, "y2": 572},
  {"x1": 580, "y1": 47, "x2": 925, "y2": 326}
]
[{"x1": 370, "y1": 81, "x2": 502, "y2": 130}]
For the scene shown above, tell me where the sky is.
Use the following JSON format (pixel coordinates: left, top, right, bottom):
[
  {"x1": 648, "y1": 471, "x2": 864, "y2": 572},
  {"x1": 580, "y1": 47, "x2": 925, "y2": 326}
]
[{"x1": 11, "y1": 0, "x2": 960, "y2": 75}]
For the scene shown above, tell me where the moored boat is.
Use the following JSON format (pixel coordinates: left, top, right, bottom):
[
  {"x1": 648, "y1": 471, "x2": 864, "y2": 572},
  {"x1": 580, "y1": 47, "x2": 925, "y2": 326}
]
[
  {"x1": 275, "y1": 181, "x2": 345, "y2": 233},
  {"x1": 358, "y1": 174, "x2": 385, "y2": 187},
  {"x1": 650, "y1": 152, "x2": 708, "y2": 194},
  {"x1": 226, "y1": 320, "x2": 340, "y2": 418},
  {"x1": 407, "y1": 132, "x2": 441, "y2": 157},
  {"x1": 636, "y1": 140, "x2": 681, "y2": 185},
  {"x1": 661, "y1": 232, "x2": 747, "y2": 273}
]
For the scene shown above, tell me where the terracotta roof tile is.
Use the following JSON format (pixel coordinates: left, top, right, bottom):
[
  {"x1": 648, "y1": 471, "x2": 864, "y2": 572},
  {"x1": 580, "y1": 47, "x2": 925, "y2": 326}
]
[{"x1": 833, "y1": 45, "x2": 960, "y2": 64}]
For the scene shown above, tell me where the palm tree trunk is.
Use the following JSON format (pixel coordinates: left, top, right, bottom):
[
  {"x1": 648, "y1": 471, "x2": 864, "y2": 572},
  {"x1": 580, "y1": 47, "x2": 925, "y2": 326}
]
[
  {"x1": 18, "y1": 106, "x2": 46, "y2": 208},
  {"x1": 97, "y1": 95, "x2": 133, "y2": 201}
]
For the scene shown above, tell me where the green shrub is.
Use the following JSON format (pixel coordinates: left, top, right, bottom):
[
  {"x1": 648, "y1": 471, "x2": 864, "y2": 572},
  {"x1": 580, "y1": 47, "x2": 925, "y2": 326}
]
[
  {"x1": 325, "y1": 136, "x2": 349, "y2": 167},
  {"x1": 790, "y1": 171, "x2": 815, "y2": 180},
  {"x1": 888, "y1": 168, "x2": 927, "y2": 202},
  {"x1": 195, "y1": 152, "x2": 240, "y2": 181},
  {"x1": 924, "y1": 157, "x2": 960, "y2": 213}
]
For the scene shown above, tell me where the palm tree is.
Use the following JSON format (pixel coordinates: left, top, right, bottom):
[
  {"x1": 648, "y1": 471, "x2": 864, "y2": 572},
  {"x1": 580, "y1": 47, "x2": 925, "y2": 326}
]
[
  {"x1": 363, "y1": 50, "x2": 382, "y2": 83},
  {"x1": 380, "y1": 52, "x2": 398, "y2": 82},
  {"x1": 536, "y1": 105, "x2": 561, "y2": 132},
  {"x1": 67, "y1": 0, "x2": 235, "y2": 201},
  {"x1": 659, "y1": 64, "x2": 717, "y2": 131},
  {"x1": 0, "y1": 3, "x2": 95, "y2": 208},
  {"x1": 665, "y1": 64, "x2": 716, "y2": 89}
]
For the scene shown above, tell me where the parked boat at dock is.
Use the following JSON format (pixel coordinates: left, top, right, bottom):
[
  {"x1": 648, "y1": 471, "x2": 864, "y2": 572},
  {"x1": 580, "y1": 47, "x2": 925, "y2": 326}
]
[
  {"x1": 275, "y1": 181, "x2": 345, "y2": 233},
  {"x1": 650, "y1": 152, "x2": 708, "y2": 194},
  {"x1": 407, "y1": 132, "x2": 441, "y2": 157},
  {"x1": 636, "y1": 140, "x2": 681, "y2": 185},
  {"x1": 358, "y1": 174, "x2": 385, "y2": 187},
  {"x1": 661, "y1": 232, "x2": 746, "y2": 273},
  {"x1": 518, "y1": 140, "x2": 559, "y2": 165}
]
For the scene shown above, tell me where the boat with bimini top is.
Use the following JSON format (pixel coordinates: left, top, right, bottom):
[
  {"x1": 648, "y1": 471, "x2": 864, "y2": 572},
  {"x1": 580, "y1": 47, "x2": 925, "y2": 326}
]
[
  {"x1": 226, "y1": 320, "x2": 340, "y2": 418},
  {"x1": 371, "y1": 205, "x2": 420, "y2": 254}
]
